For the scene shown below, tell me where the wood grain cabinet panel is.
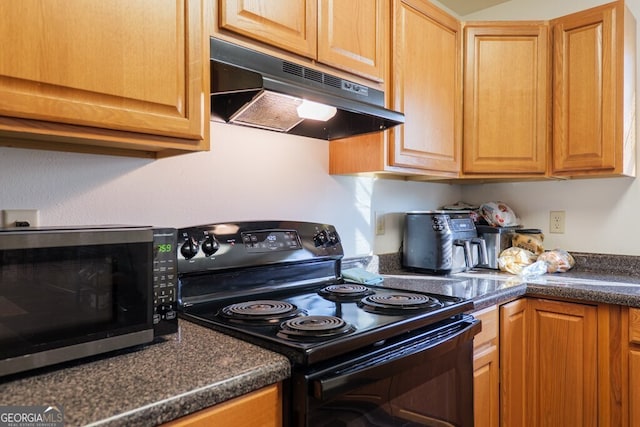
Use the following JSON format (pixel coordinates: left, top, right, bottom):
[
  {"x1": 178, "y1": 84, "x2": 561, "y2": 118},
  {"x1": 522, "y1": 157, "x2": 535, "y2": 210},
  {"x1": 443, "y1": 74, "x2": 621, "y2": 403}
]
[
  {"x1": 162, "y1": 383, "x2": 282, "y2": 427},
  {"x1": 0, "y1": 0, "x2": 209, "y2": 157},
  {"x1": 219, "y1": 0, "x2": 387, "y2": 82},
  {"x1": 219, "y1": 0, "x2": 317, "y2": 58},
  {"x1": 462, "y1": 23, "x2": 549, "y2": 176},
  {"x1": 329, "y1": 0, "x2": 461, "y2": 178},
  {"x1": 317, "y1": 0, "x2": 387, "y2": 81},
  {"x1": 628, "y1": 307, "x2": 640, "y2": 427},
  {"x1": 500, "y1": 298, "x2": 597, "y2": 427},
  {"x1": 389, "y1": 0, "x2": 461, "y2": 175},
  {"x1": 473, "y1": 305, "x2": 499, "y2": 427},
  {"x1": 551, "y1": 1, "x2": 636, "y2": 177}
]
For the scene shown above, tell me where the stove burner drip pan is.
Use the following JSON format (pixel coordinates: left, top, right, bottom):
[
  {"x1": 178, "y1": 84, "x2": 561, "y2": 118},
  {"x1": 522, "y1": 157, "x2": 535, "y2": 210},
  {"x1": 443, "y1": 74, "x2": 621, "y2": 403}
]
[
  {"x1": 278, "y1": 315, "x2": 356, "y2": 341},
  {"x1": 220, "y1": 300, "x2": 305, "y2": 324},
  {"x1": 358, "y1": 292, "x2": 444, "y2": 315},
  {"x1": 318, "y1": 284, "x2": 374, "y2": 301}
]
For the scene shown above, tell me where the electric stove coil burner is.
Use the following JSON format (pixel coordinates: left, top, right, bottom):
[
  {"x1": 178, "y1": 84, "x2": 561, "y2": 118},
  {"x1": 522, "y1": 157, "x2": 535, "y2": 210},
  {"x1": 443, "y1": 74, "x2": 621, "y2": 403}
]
[
  {"x1": 358, "y1": 292, "x2": 444, "y2": 314},
  {"x1": 318, "y1": 283, "x2": 374, "y2": 301},
  {"x1": 219, "y1": 300, "x2": 305, "y2": 324},
  {"x1": 278, "y1": 315, "x2": 356, "y2": 341}
]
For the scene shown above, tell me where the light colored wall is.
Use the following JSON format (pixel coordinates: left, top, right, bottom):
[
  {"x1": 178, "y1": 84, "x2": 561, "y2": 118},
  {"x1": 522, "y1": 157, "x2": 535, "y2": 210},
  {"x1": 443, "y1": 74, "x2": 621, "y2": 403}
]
[{"x1": 0, "y1": 122, "x2": 461, "y2": 257}]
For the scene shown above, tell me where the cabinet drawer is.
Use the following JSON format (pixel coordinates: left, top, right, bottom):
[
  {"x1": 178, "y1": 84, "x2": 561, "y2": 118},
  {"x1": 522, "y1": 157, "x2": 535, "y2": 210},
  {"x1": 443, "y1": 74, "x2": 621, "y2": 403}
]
[{"x1": 473, "y1": 305, "x2": 498, "y2": 350}]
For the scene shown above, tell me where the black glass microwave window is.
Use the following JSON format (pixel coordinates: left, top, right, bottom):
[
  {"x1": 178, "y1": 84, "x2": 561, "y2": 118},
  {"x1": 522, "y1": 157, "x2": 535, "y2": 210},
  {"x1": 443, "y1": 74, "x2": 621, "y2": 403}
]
[{"x1": 0, "y1": 242, "x2": 152, "y2": 360}]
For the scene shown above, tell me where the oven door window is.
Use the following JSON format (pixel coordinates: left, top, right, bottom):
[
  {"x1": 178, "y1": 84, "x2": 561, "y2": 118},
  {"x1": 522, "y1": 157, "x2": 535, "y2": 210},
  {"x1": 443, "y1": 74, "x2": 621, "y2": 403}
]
[
  {"x1": 0, "y1": 242, "x2": 152, "y2": 360},
  {"x1": 297, "y1": 317, "x2": 479, "y2": 427}
]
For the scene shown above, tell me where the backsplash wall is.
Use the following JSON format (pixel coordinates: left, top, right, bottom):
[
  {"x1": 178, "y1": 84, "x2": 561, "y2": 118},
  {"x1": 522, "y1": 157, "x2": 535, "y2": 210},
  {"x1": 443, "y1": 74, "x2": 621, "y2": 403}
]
[{"x1": 0, "y1": 122, "x2": 461, "y2": 257}]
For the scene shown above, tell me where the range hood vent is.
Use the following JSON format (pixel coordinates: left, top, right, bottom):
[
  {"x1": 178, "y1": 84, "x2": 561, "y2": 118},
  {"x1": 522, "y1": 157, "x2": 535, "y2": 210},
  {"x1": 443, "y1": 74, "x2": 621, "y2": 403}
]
[{"x1": 210, "y1": 38, "x2": 404, "y2": 141}]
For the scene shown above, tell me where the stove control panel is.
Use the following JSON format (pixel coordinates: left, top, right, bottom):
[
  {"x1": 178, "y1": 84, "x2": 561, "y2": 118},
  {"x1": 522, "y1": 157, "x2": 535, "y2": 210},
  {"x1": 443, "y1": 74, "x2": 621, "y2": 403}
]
[
  {"x1": 177, "y1": 221, "x2": 344, "y2": 275},
  {"x1": 242, "y1": 230, "x2": 302, "y2": 252}
]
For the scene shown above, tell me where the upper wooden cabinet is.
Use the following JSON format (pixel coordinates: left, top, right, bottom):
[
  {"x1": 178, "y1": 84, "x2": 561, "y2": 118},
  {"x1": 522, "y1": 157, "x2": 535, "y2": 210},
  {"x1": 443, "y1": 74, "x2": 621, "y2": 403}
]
[
  {"x1": 551, "y1": 1, "x2": 636, "y2": 177},
  {"x1": 0, "y1": 0, "x2": 209, "y2": 158},
  {"x1": 218, "y1": 0, "x2": 388, "y2": 82},
  {"x1": 389, "y1": 0, "x2": 462, "y2": 175},
  {"x1": 462, "y1": 23, "x2": 550, "y2": 177},
  {"x1": 329, "y1": 0, "x2": 461, "y2": 178}
]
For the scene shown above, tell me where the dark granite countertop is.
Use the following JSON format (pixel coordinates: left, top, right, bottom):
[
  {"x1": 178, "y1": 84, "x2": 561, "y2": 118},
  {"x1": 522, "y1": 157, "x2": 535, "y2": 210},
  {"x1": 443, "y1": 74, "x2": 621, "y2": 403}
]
[
  {"x1": 0, "y1": 321, "x2": 290, "y2": 427},
  {"x1": 381, "y1": 269, "x2": 640, "y2": 311},
  {"x1": 377, "y1": 251, "x2": 640, "y2": 311}
]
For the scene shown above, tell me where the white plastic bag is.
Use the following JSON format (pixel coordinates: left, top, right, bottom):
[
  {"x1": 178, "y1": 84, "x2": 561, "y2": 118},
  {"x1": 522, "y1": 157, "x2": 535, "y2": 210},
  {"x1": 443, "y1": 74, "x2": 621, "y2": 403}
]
[{"x1": 497, "y1": 247, "x2": 537, "y2": 275}]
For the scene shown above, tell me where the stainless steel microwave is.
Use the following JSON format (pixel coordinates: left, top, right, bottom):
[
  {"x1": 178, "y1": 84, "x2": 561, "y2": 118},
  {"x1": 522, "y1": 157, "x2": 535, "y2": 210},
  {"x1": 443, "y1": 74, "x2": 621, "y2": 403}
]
[{"x1": 0, "y1": 225, "x2": 178, "y2": 377}]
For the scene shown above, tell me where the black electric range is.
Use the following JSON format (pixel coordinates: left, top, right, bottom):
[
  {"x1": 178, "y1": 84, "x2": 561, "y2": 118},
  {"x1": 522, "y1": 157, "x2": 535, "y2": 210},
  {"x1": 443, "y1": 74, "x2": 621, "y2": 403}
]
[
  {"x1": 176, "y1": 220, "x2": 474, "y2": 366},
  {"x1": 176, "y1": 220, "x2": 480, "y2": 427}
]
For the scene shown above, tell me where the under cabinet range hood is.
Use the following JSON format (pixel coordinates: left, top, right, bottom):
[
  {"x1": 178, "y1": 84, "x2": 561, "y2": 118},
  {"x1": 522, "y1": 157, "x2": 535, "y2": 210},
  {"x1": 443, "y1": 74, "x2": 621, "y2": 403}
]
[{"x1": 210, "y1": 38, "x2": 404, "y2": 140}]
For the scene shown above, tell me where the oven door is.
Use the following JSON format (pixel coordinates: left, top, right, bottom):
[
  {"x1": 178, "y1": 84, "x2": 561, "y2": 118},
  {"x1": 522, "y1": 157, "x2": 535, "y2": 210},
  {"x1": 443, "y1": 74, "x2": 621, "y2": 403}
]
[{"x1": 289, "y1": 315, "x2": 480, "y2": 427}]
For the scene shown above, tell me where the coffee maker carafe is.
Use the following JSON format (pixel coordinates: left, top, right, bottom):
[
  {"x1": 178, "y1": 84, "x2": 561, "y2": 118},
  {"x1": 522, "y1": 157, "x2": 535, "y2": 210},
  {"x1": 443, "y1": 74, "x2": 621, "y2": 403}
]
[{"x1": 402, "y1": 211, "x2": 488, "y2": 274}]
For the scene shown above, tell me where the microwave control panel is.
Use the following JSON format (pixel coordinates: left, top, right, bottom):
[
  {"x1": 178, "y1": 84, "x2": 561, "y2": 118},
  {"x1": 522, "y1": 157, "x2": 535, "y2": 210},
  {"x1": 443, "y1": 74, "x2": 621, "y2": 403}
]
[{"x1": 153, "y1": 228, "x2": 178, "y2": 336}]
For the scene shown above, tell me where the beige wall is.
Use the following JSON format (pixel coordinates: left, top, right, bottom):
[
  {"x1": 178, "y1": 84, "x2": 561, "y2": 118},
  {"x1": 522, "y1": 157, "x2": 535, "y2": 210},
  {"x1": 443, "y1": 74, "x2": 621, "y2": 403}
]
[{"x1": 0, "y1": 122, "x2": 461, "y2": 257}]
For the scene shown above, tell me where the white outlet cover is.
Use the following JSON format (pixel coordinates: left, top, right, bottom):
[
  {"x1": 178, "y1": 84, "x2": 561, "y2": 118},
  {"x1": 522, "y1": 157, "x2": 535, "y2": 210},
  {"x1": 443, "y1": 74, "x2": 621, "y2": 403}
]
[{"x1": 2, "y1": 209, "x2": 40, "y2": 227}]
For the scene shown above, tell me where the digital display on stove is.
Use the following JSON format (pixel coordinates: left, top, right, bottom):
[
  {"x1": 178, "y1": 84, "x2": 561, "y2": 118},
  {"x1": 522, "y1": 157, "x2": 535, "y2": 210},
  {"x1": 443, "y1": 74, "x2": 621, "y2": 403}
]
[{"x1": 241, "y1": 230, "x2": 302, "y2": 252}]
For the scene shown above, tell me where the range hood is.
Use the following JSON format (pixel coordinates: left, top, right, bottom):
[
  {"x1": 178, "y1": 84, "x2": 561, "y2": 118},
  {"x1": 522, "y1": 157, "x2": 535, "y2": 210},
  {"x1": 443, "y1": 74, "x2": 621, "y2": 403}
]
[{"x1": 210, "y1": 38, "x2": 404, "y2": 140}]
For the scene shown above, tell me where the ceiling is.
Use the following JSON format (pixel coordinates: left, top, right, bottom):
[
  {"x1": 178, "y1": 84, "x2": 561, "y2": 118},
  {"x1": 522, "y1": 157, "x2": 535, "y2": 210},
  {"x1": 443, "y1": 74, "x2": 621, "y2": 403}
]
[{"x1": 436, "y1": 0, "x2": 512, "y2": 15}]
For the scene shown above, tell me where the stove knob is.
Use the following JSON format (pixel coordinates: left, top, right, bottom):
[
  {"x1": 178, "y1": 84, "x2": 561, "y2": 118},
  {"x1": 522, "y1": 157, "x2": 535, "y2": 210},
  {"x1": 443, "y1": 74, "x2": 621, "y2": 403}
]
[
  {"x1": 180, "y1": 237, "x2": 199, "y2": 259},
  {"x1": 327, "y1": 230, "x2": 340, "y2": 246},
  {"x1": 201, "y1": 235, "x2": 220, "y2": 256},
  {"x1": 313, "y1": 230, "x2": 329, "y2": 247}
]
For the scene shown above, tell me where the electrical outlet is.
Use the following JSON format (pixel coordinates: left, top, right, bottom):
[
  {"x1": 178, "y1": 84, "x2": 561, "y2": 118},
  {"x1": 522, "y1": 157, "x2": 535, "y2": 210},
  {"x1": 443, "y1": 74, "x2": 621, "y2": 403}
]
[
  {"x1": 2, "y1": 209, "x2": 40, "y2": 227},
  {"x1": 375, "y1": 212, "x2": 385, "y2": 235},
  {"x1": 549, "y1": 210, "x2": 565, "y2": 234}
]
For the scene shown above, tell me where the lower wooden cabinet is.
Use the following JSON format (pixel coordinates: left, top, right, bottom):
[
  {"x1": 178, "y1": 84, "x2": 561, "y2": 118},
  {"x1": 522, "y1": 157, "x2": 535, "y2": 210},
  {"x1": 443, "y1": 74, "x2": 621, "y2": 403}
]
[
  {"x1": 163, "y1": 383, "x2": 282, "y2": 427},
  {"x1": 473, "y1": 305, "x2": 499, "y2": 427},
  {"x1": 628, "y1": 308, "x2": 640, "y2": 427},
  {"x1": 500, "y1": 298, "x2": 624, "y2": 427}
]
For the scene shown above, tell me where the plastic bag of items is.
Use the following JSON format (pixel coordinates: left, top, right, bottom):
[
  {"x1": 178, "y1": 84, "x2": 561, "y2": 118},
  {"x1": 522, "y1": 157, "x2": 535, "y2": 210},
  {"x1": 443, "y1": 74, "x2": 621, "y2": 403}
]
[
  {"x1": 498, "y1": 247, "x2": 576, "y2": 275},
  {"x1": 497, "y1": 247, "x2": 538, "y2": 275},
  {"x1": 537, "y1": 249, "x2": 576, "y2": 273}
]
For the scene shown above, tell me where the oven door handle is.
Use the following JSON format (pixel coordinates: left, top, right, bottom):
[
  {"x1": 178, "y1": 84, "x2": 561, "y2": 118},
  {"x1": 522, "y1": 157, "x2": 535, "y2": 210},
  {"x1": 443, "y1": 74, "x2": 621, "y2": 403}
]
[{"x1": 309, "y1": 317, "x2": 480, "y2": 401}]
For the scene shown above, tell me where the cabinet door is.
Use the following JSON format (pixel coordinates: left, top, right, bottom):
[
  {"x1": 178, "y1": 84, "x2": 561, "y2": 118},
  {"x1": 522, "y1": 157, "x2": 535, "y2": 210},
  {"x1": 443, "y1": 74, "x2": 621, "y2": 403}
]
[
  {"x1": 631, "y1": 349, "x2": 640, "y2": 427},
  {"x1": 0, "y1": 0, "x2": 206, "y2": 143},
  {"x1": 529, "y1": 299, "x2": 598, "y2": 427},
  {"x1": 551, "y1": 2, "x2": 636, "y2": 177},
  {"x1": 462, "y1": 23, "x2": 549, "y2": 176},
  {"x1": 162, "y1": 383, "x2": 282, "y2": 427},
  {"x1": 629, "y1": 308, "x2": 640, "y2": 427},
  {"x1": 389, "y1": 0, "x2": 461, "y2": 174},
  {"x1": 501, "y1": 298, "x2": 598, "y2": 427},
  {"x1": 219, "y1": 0, "x2": 317, "y2": 58},
  {"x1": 473, "y1": 306, "x2": 499, "y2": 427},
  {"x1": 500, "y1": 299, "x2": 528, "y2": 427},
  {"x1": 317, "y1": 0, "x2": 387, "y2": 82}
]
